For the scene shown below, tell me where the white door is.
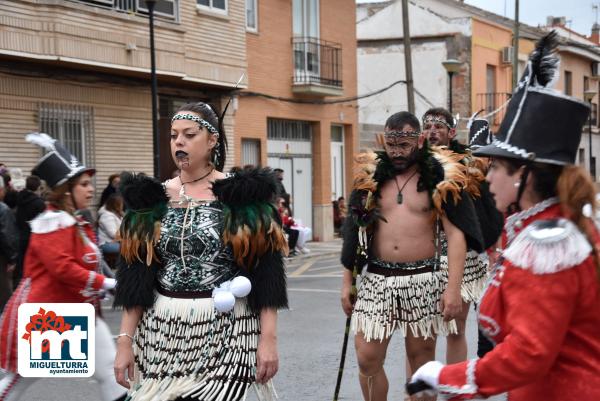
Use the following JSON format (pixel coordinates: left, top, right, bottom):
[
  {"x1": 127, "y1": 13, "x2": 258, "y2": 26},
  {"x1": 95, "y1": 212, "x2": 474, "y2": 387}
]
[
  {"x1": 290, "y1": 157, "x2": 312, "y2": 230},
  {"x1": 267, "y1": 156, "x2": 312, "y2": 235},
  {"x1": 330, "y1": 125, "x2": 345, "y2": 200}
]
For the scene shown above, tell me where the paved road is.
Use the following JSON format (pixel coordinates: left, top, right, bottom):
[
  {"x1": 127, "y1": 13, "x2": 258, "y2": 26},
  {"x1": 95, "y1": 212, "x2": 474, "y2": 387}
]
[{"x1": 15, "y1": 253, "x2": 503, "y2": 401}]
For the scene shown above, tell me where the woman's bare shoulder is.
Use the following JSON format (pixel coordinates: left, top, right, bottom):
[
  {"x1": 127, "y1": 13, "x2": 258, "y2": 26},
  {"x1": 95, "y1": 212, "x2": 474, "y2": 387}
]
[
  {"x1": 163, "y1": 178, "x2": 180, "y2": 199},
  {"x1": 212, "y1": 171, "x2": 228, "y2": 181}
]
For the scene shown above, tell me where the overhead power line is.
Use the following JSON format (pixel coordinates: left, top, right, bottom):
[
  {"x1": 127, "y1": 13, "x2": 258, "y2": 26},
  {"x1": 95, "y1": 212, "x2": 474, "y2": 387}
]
[{"x1": 239, "y1": 79, "x2": 435, "y2": 107}]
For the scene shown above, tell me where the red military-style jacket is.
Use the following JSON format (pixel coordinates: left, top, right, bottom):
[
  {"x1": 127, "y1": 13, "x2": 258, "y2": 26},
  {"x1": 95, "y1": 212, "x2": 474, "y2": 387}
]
[
  {"x1": 0, "y1": 207, "x2": 106, "y2": 372},
  {"x1": 437, "y1": 202, "x2": 600, "y2": 401}
]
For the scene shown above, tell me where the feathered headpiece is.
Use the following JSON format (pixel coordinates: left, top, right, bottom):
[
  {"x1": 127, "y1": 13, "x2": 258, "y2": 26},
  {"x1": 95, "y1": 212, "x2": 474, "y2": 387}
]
[
  {"x1": 25, "y1": 132, "x2": 95, "y2": 188},
  {"x1": 473, "y1": 30, "x2": 590, "y2": 165},
  {"x1": 26, "y1": 132, "x2": 57, "y2": 152}
]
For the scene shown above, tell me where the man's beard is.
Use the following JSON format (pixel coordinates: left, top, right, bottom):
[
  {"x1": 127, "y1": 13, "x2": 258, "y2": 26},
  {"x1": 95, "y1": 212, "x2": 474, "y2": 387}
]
[{"x1": 390, "y1": 151, "x2": 418, "y2": 173}]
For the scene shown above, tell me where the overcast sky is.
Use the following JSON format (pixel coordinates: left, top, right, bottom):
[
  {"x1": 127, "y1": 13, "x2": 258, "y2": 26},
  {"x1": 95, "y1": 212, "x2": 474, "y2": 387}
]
[
  {"x1": 464, "y1": 0, "x2": 595, "y2": 36},
  {"x1": 357, "y1": 1, "x2": 596, "y2": 37}
]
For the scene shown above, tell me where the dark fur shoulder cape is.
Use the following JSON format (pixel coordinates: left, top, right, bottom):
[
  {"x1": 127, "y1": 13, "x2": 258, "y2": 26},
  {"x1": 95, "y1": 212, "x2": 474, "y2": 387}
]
[
  {"x1": 114, "y1": 172, "x2": 167, "y2": 311},
  {"x1": 114, "y1": 169, "x2": 288, "y2": 312},
  {"x1": 213, "y1": 167, "x2": 288, "y2": 311},
  {"x1": 341, "y1": 149, "x2": 485, "y2": 273}
]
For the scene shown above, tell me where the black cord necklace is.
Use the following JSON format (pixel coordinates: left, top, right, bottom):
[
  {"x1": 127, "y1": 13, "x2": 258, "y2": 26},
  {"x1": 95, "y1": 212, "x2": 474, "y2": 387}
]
[
  {"x1": 180, "y1": 168, "x2": 214, "y2": 185},
  {"x1": 393, "y1": 168, "x2": 419, "y2": 204}
]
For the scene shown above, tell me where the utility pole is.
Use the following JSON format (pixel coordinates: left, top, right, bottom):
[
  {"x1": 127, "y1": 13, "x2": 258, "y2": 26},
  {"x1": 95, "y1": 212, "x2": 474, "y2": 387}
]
[
  {"x1": 147, "y1": 0, "x2": 160, "y2": 179},
  {"x1": 512, "y1": 0, "x2": 520, "y2": 87},
  {"x1": 402, "y1": 0, "x2": 415, "y2": 113}
]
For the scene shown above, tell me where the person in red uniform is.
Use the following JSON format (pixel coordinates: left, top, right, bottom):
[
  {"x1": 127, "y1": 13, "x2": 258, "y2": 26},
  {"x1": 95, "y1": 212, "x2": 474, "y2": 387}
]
[
  {"x1": 0, "y1": 133, "x2": 126, "y2": 401},
  {"x1": 408, "y1": 30, "x2": 600, "y2": 401}
]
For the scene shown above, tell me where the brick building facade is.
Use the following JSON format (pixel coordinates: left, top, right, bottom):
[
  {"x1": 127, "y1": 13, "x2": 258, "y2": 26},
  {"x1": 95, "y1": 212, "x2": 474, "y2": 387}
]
[{"x1": 236, "y1": 0, "x2": 358, "y2": 241}]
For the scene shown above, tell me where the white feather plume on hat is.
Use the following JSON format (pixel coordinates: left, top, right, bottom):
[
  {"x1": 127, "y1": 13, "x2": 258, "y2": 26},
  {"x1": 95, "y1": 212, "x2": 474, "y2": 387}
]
[{"x1": 25, "y1": 132, "x2": 56, "y2": 152}]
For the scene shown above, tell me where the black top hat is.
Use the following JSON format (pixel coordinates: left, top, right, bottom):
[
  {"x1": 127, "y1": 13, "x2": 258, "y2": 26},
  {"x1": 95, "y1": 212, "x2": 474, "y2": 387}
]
[
  {"x1": 467, "y1": 110, "x2": 492, "y2": 149},
  {"x1": 473, "y1": 31, "x2": 590, "y2": 165},
  {"x1": 26, "y1": 133, "x2": 95, "y2": 188}
]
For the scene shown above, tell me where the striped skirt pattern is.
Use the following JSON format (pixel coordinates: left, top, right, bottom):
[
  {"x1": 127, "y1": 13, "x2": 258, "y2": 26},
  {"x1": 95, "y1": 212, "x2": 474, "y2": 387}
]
[
  {"x1": 128, "y1": 293, "x2": 275, "y2": 401},
  {"x1": 440, "y1": 250, "x2": 488, "y2": 304},
  {"x1": 351, "y1": 271, "x2": 457, "y2": 341}
]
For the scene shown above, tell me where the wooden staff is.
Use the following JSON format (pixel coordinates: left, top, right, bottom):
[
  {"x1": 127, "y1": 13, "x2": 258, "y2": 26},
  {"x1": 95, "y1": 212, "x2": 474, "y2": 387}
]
[{"x1": 333, "y1": 191, "x2": 373, "y2": 401}]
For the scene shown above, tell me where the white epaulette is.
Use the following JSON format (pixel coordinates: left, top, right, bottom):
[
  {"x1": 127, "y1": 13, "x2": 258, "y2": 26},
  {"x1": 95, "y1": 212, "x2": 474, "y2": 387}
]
[
  {"x1": 30, "y1": 210, "x2": 76, "y2": 234},
  {"x1": 503, "y1": 218, "x2": 592, "y2": 275}
]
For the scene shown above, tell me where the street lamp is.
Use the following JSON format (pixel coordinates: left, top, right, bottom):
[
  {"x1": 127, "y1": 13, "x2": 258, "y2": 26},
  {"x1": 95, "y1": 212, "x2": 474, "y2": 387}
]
[
  {"x1": 584, "y1": 89, "x2": 596, "y2": 179},
  {"x1": 146, "y1": 0, "x2": 160, "y2": 179},
  {"x1": 442, "y1": 59, "x2": 462, "y2": 114}
]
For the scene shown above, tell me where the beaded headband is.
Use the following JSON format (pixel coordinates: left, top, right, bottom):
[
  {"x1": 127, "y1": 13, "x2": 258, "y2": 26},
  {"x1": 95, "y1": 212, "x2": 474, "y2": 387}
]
[
  {"x1": 171, "y1": 113, "x2": 220, "y2": 137},
  {"x1": 422, "y1": 115, "x2": 453, "y2": 130},
  {"x1": 384, "y1": 130, "x2": 420, "y2": 139}
]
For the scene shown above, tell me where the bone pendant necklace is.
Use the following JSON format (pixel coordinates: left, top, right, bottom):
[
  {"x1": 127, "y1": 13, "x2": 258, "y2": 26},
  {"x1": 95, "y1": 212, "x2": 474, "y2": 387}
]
[{"x1": 393, "y1": 169, "x2": 418, "y2": 204}]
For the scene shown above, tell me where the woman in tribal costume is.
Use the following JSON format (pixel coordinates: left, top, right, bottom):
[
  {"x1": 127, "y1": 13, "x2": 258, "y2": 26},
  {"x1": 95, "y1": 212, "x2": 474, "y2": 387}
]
[{"x1": 113, "y1": 102, "x2": 288, "y2": 401}]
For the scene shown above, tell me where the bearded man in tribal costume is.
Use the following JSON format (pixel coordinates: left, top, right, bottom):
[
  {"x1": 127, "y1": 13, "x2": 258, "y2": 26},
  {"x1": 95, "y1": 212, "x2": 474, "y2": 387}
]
[
  {"x1": 421, "y1": 108, "x2": 503, "y2": 364},
  {"x1": 340, "y1": 111, "x2": 484, "y2": 401}
]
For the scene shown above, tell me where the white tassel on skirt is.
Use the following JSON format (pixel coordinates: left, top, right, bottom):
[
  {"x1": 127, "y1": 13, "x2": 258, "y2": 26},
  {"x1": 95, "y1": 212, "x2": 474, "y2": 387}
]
[
  {"x1": 440, "y1": 250, "x2": 488, "y2": 304},
  {"x1": 351, "y1": 271, "x2": 457, "y2": 341},
  {"x1": 127, "y1": 293, "x2": 276, "y2": 401}
]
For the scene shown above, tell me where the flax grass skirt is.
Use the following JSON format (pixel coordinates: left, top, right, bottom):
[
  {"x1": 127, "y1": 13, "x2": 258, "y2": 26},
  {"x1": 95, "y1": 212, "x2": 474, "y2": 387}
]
[
  {"x1": 351, "y1": 271, "x2": 457, "y2": 341},
  {"x1": 440, "y1": 250, "x2": 488, "y2": 304},
  {"x1": 128, "y1": 293, "x2": 276, "y2": 401}
]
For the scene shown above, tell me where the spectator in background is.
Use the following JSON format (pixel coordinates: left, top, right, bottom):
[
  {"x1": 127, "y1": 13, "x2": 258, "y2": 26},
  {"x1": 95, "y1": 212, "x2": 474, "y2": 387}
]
[
  {"x1": 333, "y1": 200, "x2": 342, "y2": 234},
  {"x1": 0, "y1": 174, "x2": 18, "y2": 312},
  {"x1": 99, "y1": 173, "x2": 121, "y2": 207},
  {"x1": 338, "y1": 196, "x2": 347, "y2": 220},
  {"x1": 97, "y1": 193, "x2": 124, "y2": 255},
  {"x1": 1, "y1": 173, "x2": 17, "y2": 209},
  {"x1": 9, "y1": 169, "x2": 26, "y2": 192},
  {"x1": 278, "y1": 196, "x2": 299, "y2": 256},
  {"x1": 273, "y1": 168, "x2": 287, "y2": 198},
  {"x1": 13, "y1": 175, "x2": 45, "y2": 289}
]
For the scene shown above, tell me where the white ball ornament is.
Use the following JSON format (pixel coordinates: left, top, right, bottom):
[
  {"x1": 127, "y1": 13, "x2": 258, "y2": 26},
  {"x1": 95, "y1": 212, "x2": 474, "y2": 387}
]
[
  {"x1": 213, "y1": 291, "x2": 236, "y2": 313},
  {"x1": 230, "y1": 276, "x2": 252, "y2": 298}
]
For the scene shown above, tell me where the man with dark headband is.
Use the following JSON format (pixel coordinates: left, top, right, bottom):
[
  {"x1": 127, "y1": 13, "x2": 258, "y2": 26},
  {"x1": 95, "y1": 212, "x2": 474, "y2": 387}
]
[
  {"x1": 340, "y1": 111, "x2": 484, "y2": 401},
  {"x1": 421, "y1": 107, "x2": 504, "y2": 365}
]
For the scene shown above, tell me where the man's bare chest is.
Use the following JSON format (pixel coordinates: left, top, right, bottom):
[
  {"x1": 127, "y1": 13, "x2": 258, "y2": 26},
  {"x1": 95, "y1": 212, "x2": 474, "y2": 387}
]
[{"x1": 378, "y1": 176, "x2": 431, "y2": 217}]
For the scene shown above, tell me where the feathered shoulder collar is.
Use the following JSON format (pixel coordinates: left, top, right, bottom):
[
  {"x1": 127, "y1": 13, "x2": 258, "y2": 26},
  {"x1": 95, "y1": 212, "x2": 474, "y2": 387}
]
[
  {"x1": 212, "y1": 167, "x2": 288, "y2": 270},
  {"x1": 352, "y1": 147, "x2": 470, "y2": 215},
  {"x1": 119, "y1": 173, "x2": 168, "y2": 265},
  {"x1": 212, "y1": 167, "x2": 278, "y2": 206},
  {"x1": 30, "y1": 209, "x2": 76, "y2": 234}
]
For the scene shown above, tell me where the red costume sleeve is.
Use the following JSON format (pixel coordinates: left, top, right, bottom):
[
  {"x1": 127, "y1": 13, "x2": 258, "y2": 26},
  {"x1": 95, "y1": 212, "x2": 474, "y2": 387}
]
[
  {"x1": 32, "y1": 227, "x2": 105, "y2": 294},
  {"x1": 438, "y1": 263, "x2": 579, "y2": 399}
]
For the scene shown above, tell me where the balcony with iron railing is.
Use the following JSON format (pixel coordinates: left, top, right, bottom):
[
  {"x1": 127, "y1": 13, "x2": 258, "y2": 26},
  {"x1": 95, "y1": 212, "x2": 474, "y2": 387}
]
[
  {"x1": 475, "y1": 92, "x2": 511, "y2": 126},
  {"x1": 292, "y1": 37, "x2": 343, "y2": 96},
  {"x1": 65, "y1": 0, "x2": 179, "y2": 21}
]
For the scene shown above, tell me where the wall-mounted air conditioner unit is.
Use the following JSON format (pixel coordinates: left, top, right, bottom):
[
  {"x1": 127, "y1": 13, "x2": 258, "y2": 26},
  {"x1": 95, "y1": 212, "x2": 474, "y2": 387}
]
[
  {"x1": 501, "y1": 47, "x2": 514, "y2": 64},
  {"x1": 137, "y1": 0, "x2": 176, "y2": 18}
]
